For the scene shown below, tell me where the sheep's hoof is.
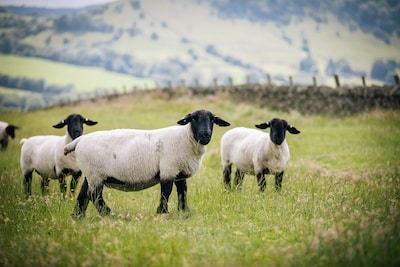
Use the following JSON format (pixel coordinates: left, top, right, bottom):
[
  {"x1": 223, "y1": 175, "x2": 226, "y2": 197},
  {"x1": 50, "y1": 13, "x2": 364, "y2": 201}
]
[
  {"x1": 71, "y1": 212, "x2": 85, "y2": 220},
  {"x1": 98, "y1": 206, "x2": 112, "y2": 216},
  {"x1": 156, "y1": 206, "x2": 169, "y2": 214}
]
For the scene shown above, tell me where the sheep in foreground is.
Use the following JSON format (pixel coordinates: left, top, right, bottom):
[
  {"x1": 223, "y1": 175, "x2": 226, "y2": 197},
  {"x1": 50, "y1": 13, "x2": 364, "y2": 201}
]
[
  {"x1": 0, "y1": 121, "x2": 19, "y2": 150},
  {"x1": 20, "y1": 114, "x2": 98, "y2": 197},
  {"x1": 64, "y1": 109, "x2": 230, "y2": 218},
  {"x1": 221, "y1": 118, "x2": 300, "y2": 192}
]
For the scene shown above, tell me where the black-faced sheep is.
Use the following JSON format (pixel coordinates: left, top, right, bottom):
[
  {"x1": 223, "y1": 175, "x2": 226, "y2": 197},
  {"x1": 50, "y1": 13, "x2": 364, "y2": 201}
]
[
  {"x1": 221, "y1": 118, "x2": 300, "y2": 192},
  {"x1": 20, "y1": 114, "x2": 98, "y2": 197},
  {"x1": 0, "y1": 121, "x2": 19, "y2": 150},
  {"x1": 63, "y1": 109, "x2": 230, "y2": 218}
]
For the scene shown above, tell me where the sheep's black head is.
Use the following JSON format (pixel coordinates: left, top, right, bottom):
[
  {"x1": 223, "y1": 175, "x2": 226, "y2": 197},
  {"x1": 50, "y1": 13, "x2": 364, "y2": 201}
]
[
  {"x1": 53, "y1": 114, "x2": 98, "y2": 140},
  {"x1": 5, "y1": 125, "x2": 19, "y2": 139},
  {"x1": 255, "y1": 118, "x2": 300, "y2": 145},
  {"x1": 177, "y1": 109, "x2": 230, "y2": 145}
]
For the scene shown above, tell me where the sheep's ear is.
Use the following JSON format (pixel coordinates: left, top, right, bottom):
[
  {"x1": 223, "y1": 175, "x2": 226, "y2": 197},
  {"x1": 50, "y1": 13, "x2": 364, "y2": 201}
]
[
  {"x1": 53, "y1": 119, "x2": 67, "y2": 129},
  {"x1": 177, "y1": 114, "x2": 192, "y2": 125},
  {"x1": 287, "y1": 125, "x2": 300, "y2": 134},
  {"x1": 84, "y1": 118, "x2": 98, "y2": 126},
  {"x1": 255, "y1": 122, "x2": 270, "y2": 129},
  {"x1": 214, "y1": 116, "x2": 230, "y2": 127}
]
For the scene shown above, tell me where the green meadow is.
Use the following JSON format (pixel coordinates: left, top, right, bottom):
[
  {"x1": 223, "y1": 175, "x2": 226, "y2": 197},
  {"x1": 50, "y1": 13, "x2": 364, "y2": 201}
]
[
  {"x1": 0, "y1": 91, "x2": 399, "y2": 266},
  {"x1": 0, "y1": 54, "x2": 155, "y2": 92}
]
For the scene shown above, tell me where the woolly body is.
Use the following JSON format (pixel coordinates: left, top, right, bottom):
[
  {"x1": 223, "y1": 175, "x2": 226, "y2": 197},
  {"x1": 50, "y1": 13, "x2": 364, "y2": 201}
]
[
  {"x1": 20, "y1": 134, "x2": 77, "y2": 179},
  {"x1": 64, "y1": 109, "x2": 230, "y2": 217},
  {"x1": 221, "y1": 127, "x2": 290, "y2": 176},
  {"x1": 0, "y1": 121, "x2": 18, "y2": 150},
  {"x1": 19, "y1": 114, "x2": 97, "y2": 196},
  {"x1": 67, "y1": 125, "x2": 206, "y2": 191}
]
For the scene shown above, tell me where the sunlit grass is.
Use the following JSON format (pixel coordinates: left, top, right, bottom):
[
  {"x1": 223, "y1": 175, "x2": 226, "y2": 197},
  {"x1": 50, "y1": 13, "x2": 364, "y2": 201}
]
[
  {"x1": 0, "y1": 91, "x2": 399, "y2": 266},
  {"x1": 0, "y1": 54, "x2": 155, "y2": 93}
]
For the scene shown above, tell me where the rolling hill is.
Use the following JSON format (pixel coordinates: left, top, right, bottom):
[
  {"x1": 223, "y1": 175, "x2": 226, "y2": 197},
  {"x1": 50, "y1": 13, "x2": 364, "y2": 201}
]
[{"x1": 0, "y1": 0, "x2": 399, "y2": 110}]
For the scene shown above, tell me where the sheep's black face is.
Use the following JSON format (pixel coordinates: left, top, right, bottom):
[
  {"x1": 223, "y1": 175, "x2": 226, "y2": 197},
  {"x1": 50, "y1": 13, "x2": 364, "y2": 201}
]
[
  {"x1": 256, "y1": 118, "x2": 300, "y2": 146},
  {"x1": 5, "y1": 125, "x2": 18, "y2": 139},
  {"x1": 67, "y1": 114, "x2": 86, "y2": 139},
  {"x1": 177, "y1": 110, "x2": 230, "y2": 145},
  {"x1": 190, "y1": 110, "x2": 214, "y2": 145},
  {"x1": 53, "y1": 114, "x2": 98, "y2": 140},
  {"x1": 269, "y1": 119, "x2": 287, "y2": 145}
]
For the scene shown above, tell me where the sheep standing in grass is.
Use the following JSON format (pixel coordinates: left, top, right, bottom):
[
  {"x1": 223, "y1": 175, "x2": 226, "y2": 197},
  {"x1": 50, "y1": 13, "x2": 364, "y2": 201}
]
[
  {"x1": 20, "y1": 114, "x2": 98, "y2": 197},
  {"x1": 63, "y1": 109, "x2": 230, "y2": 218},
  {"x1": 221, "y1": 118, "x2": 300, "y2": 192},
  {"x1": 0, "y1": 121, "x2": 19, "y2": 150}
]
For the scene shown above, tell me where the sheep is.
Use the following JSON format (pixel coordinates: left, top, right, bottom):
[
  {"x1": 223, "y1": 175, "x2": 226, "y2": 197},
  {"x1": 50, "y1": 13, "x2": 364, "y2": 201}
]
[
  {"x1": 20, "y1": 114, "x2": 98, "y2": 197},
  {"x1": 221, "y1": 118, "x2": 300, "y2": 192},
  {"x1": 63, "y1": 109, "x2": 230, "y2": 218},
  {"x1": 0, "y1": 121, "x2": 19, "y2": 150}
]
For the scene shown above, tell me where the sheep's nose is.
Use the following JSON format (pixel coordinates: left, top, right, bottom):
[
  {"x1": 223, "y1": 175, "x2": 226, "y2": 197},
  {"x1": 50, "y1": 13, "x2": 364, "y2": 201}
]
[
  {"x1": 198, "y1": 131, "x2": 212, "y2": 145},
  {"x1": 201, "y1": 132, "x2": 211, "y2": 139},
  {"x1": 72, "y1": 130, "x2": 82, "y2": 139}
]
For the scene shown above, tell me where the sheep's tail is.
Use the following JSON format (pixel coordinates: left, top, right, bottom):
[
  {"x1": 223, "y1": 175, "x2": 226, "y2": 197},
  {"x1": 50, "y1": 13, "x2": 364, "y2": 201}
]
[
  {"x1": 64, "y1": 136, "x2": 82, "y2": 155},
  {"x1": 20, "y1": 138, "x2": 27, "y2": 145}
]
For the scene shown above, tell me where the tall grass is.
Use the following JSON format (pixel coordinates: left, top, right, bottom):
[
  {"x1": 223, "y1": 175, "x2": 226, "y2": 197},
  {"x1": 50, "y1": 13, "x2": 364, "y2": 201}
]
[{"x1": 1, "y1": 91, "x2": 399, "y2": 266}]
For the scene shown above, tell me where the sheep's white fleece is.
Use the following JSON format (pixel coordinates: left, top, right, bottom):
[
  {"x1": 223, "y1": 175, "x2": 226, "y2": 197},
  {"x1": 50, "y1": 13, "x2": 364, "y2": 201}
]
[
  {"x1": 64, "y1": 124, "x2": 206, "y2": 191},
  {"x1": 221, "y1": 127, "x2": 290, "y2": 175},
  {"x1": 0, "y1": 121, "x2": 10, "y2": 141},
  {"x1": 20, "y1": 133, "x2": 78, "y2": 178}
]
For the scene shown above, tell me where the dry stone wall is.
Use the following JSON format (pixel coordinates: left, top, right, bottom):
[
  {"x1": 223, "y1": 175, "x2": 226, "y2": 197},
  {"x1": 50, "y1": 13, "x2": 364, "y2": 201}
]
[{"x1": 191, "y1": 85, "x2": 400, "y2": 116}]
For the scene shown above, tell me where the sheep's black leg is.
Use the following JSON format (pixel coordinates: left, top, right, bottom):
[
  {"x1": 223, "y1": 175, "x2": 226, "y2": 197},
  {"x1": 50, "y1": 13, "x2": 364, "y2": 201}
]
[
  {"x1": 234, "y1": 169, "x2": 245, "y2": 190},
  {"x1": 175, "y1": 179, "x2": 188, "y2": 211},
  {"x1": 70, "y1": 171, "x2": 82, "y2": 194},
  {"x1": 223, "y1": 165, "x2": 232, "y2": 191},
  {"x1": 275, "y1": 171, "x2": 284, "y2": 192},
  {"x1": 157, "y1": 180, "x2": 173, "y2": 214},
  {"x1": 23, "y1": 171, "x2": 33, "y2": 197},
  {"x1": 90, "y1": 183, "x2": 111, "y2": 216},
  {"x1": 72, "y1": 177, "x2": 90, "y2": 219},
  {"x1": 0, "y1": 140, "x2": 7, "y2": 150},
  {"x1": 58, "y1": 175, "x2": 67, "y2": 197},
  {"x1": 41, "y1": 177, "x2": 50, "y2": 195},
  {"x1": 257, "y1": 173, "x2": 266, "y2": 192}
]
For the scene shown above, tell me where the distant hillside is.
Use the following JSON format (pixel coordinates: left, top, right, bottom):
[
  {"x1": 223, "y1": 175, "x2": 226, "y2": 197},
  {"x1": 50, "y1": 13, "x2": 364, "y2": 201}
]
[
  {"x1": 0, "y1": 0, "x2": 399, "y2": 110},
  {"x1": 1, "y1": 6, "x2": 85, "y2": 16}
]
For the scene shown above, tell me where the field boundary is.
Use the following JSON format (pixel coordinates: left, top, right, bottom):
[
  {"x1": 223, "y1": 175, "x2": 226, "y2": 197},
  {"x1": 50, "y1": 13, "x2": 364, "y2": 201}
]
[{"x1": 57, "y1": 83, "x2": 400, "y2": 116}]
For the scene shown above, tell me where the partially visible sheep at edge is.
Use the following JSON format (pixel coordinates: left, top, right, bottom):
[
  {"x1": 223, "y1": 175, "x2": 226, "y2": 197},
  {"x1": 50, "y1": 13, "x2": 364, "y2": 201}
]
[
  {"x1": 20, "y1": 114, "x2": 98, "y2": 197},
  {"x1": 0, "y1": 121, "x2": 19, "y2": 150},
  {"x1": 221, "y1": 118, "x2": 300, "y2": 192},
  {"x1": 63, "y1": 109, "x2": 230, "y2": 218}
]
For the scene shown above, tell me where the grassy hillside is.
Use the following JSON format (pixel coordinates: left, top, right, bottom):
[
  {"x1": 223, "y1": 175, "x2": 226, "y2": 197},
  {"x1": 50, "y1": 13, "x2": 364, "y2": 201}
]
[
  {"x1": 0, "y1": 54, "x2": 155, "y2": 92},
  {"x1": 0, "y1": 91, "x2": 399, "y2": 266}
]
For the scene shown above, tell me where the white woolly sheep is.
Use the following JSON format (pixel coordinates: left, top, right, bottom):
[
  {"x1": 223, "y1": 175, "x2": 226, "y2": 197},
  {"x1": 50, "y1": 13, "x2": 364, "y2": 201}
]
[
  {"x1": 20, "y1": 114, "x2": 98, "y2": 196},
  {"x1": 63, "y1": 109, "x2": 230, "y2": 218},
  {"x1": 0, "y1": 121, "x2": 19, "y2": 150},
  {"x1": 221, "y1": 118, "x2": 300, "y2": 192}
]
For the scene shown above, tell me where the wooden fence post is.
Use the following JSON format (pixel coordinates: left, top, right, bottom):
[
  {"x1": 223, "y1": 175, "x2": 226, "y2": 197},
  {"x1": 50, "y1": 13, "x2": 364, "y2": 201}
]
[
  {"x1": 361, "y1": 76, "x2": 366, "y2": 86},
  {"x1": 312, "y1": 76, "x2": 317, "y2": 87},
  {"x1": 246, "y1": 75, "x2": 250, "y2": 85},
  {"x1": 213, "y1": 78, "x2": 218, "y2": 88},
  {"x1": 334, "y1": 74, "x2": 340, "y2": 88},
  {"x1": 288, "y1": 75, "x2": 293, "y2": 86},
  {"x1": 266, "y1": 73, "x2": 271, "y2": 85},
  {"x1": 394, "y1": 74, "x2": 400, "y2": 85}
]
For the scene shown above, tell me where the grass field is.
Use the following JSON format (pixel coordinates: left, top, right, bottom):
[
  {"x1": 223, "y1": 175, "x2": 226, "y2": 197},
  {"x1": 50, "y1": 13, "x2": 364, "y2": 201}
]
[
  {"x1": 0, "y1": 91, "x2": 399, "y2": 266},
  {"x1": 0, "y1": 54, "x2": 155, "y2": 93}
]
